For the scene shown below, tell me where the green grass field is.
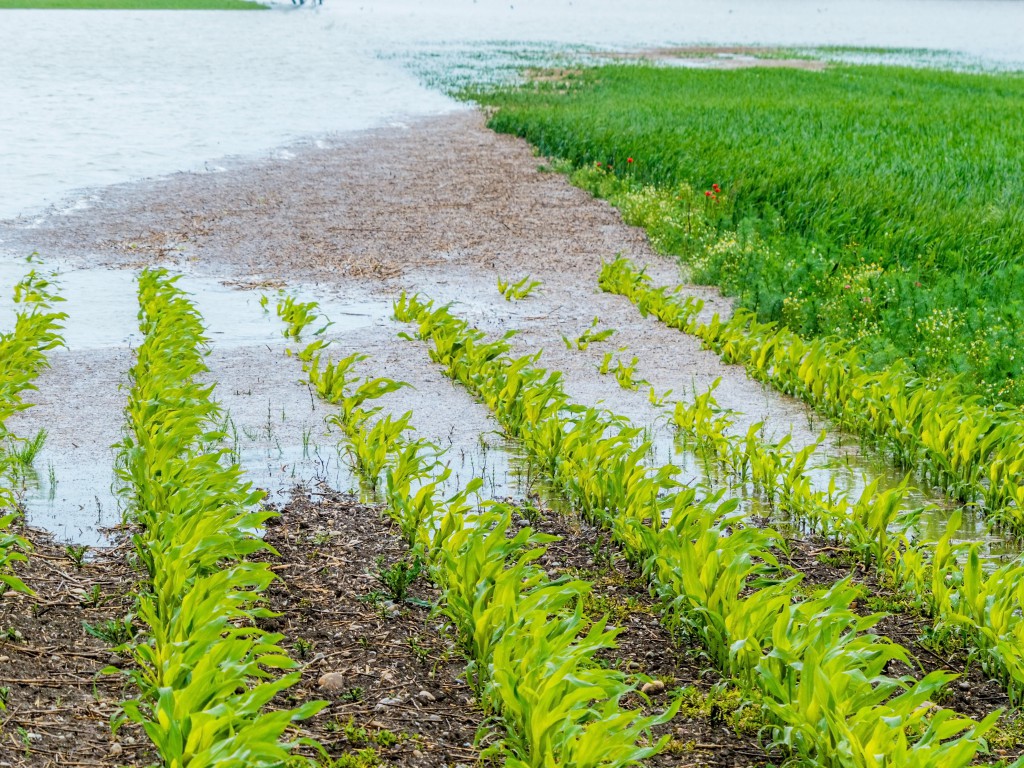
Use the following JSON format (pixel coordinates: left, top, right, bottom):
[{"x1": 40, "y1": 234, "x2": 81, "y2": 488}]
[
  {"x1": 0, "y1": 0, "x2": 264, "y2": 8},
  {"x1": 471, "y1": 63, "x2": 1024, "y2": 405}
]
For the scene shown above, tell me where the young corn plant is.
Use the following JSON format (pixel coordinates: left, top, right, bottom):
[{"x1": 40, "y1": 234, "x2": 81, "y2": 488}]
[
  {"x1": 598, "y1": 351, "x2": 647, "y2": 391},
  {"x1": 395, "y1": 296, "x2": 1000, "y2": 768},
  {"x1": 115, "y1": 268, "x2": 324, "y2": 767},
  {"x1": 276, "y1": 293, "x2": 334, "y2": 341},
  {"x1": 562, "y1": 317, "x2": 616, "y2": 351},
  {"x1": 0, "y1": 269, "x2": 68, "y2": 596},
  {"x1": 497, "y1": 275, "x2": 542, "y2": 301}
]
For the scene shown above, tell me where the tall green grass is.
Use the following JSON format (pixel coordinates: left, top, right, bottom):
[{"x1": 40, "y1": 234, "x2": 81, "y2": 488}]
[{"x1": 472, "y1": 64, "x2": 1024, "y2": 404}]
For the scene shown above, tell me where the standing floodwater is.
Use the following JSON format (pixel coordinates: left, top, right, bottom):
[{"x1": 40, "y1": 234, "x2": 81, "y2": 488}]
[{"x1": 2, "y1": 0, "x2": 1024, "y2": 220}]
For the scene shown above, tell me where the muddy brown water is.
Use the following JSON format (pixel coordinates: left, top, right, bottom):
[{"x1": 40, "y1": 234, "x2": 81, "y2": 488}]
[{"x1": 0, "y1": 111, "x2": 1010, "y2": 556}]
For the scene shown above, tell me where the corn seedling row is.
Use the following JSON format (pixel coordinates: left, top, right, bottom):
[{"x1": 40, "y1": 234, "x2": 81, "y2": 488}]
[
  {"x1": 0, "y1": 270, "x2": 67, "y2": 596},
  {"x1": 114, "y1": 269, "x2": 322, "y2": 768},
  {"x1": 296, "y1": 326, "x2": 677, "y2": 767},
  {"x1": 602, "y1": 255, "x2": 1024, "y2": 711},
  {"x1": 599, "y1": 255, "x2": 1024, "y2": 532},
  {"x1": 393, "y1": 293, "x2": 999, "y2": 768},
  {"x1": 612, "y1": 315, "x2": 1024, "y2": 723}
]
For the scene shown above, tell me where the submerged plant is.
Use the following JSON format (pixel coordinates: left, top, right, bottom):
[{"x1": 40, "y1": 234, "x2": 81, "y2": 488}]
[
  {"x1": 562, "y1": 316, "x2": 616, "y2": 351},
  {"x1": 276, "y1": 293, "x2": 334, "y2": 341},
  {"x1": 497, "y1": 275, "x2": 542, "y2": 301}
]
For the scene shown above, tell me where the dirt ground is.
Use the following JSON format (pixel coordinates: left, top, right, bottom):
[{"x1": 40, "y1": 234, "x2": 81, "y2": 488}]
[{"x1": 0, "y1": 527, "x2": 152, "y2": 767}]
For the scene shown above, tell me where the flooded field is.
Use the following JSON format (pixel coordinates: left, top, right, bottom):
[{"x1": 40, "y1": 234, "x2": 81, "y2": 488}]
[
  {"x1": 4, "y1": 5, "x2": 1024, "y2": 766},
  {"x1": 2, "y1": 1, "x2": 1022, "y2": 549},
  {"x1": 2, "y1": 1, "x2": 1023, "y2": 219}
]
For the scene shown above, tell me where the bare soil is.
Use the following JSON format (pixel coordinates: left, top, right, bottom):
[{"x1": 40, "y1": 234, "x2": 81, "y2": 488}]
[{"x1": 0, "y1": 527, "x2": 151, "y2": 767}]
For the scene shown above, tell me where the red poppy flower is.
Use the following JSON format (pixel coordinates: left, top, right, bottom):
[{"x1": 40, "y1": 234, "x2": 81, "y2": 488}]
[
  {"x1": 712, "y1": 183, "x2": 721, "y2": 193},
  {"x1": 627, "y1": 157, "x2": 634, "y2": 164},
  {"x1": 705, "y1": 191, "x2": 712, "y2": 197}
]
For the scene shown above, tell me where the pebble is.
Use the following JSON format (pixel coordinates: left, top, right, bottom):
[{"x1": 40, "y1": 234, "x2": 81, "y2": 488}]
[
  {"x1": 641, "y1": 680, "x2": 666, "y2": 695},
  {"x1": 626, "y1": 661, "x2": 642, "y2": 672},
  {"x1": 412, "y1": 750, "x2": 424, "y2": 758},
  {"x1": 426, "y1": 714, "x2": 442, "y2": 722},
  {"x1": 376, "y1": 696, "x2": 404, "y2": 709},
  {"x1": 317, "y1": 672, "x2": 348, "y2": 692},
  {"x1": 109, "y1": 743, "x2": 123, "y2": 757},
  {"x1": 959, "y1": 681, "x2": 971, "y2": 690},
  {"x1": 416, "y1": 690, "x2": 436, "y2": 702}
]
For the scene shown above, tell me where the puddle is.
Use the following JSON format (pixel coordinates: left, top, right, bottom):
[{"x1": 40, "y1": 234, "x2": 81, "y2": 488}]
[
  {"x1": 673, "y1": 425, "x2": 1017, "y2": 562},
  {"x1": 1, "y1": 257, "x2": 537, "y2": 543},
  {"x1": 0, "y1": 259, "x2": 393, "y2": 544}
]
